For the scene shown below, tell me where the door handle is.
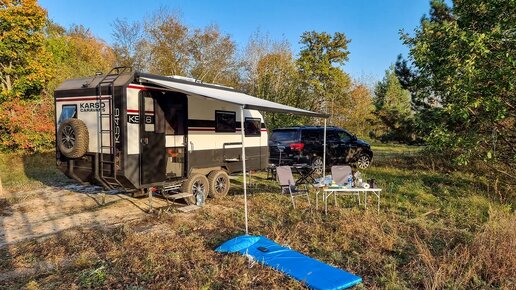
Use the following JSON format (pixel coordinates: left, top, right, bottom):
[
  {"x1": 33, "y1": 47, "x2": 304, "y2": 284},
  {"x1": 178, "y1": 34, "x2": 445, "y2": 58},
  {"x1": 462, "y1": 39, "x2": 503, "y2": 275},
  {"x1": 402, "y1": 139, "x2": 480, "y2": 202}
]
[{"x1": 140, "y1": 137, "x2": 149, "y2": 145}]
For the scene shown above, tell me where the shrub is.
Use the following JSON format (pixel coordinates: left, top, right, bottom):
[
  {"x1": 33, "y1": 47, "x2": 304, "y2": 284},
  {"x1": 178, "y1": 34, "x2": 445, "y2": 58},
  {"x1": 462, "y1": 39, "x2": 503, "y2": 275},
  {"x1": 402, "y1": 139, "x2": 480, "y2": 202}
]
[{"x1": 0, "y1": 96, "x2": 55, "y2": 152}]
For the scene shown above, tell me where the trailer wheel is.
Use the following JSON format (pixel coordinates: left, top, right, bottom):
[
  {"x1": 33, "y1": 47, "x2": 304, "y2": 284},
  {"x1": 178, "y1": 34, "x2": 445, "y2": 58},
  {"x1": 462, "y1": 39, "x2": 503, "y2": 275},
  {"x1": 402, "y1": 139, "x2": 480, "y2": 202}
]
[
  {"x1": 207, "y1": 170, "x2": 230, "y2": 198},
  {"x1": 182, "y1": 174, "x2": 208, "y2": 206},
  {"x1": 57, "y1": 119, "x2": 89, "y2": 159}
]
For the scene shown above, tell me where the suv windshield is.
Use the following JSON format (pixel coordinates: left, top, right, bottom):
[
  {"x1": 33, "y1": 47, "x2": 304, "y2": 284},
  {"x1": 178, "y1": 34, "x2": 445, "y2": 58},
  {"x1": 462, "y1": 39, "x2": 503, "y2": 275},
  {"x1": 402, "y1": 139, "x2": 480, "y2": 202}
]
[{"x1": 270, "y1": 129, "x2": 298, "y2": 143}]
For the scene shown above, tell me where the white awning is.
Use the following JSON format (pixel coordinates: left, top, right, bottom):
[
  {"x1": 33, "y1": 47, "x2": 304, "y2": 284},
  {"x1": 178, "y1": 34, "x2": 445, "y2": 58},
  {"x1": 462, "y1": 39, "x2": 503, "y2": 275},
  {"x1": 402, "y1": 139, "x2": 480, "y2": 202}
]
[{"x1": 138, "y1": 76, "x2": 329, "y2": 118}]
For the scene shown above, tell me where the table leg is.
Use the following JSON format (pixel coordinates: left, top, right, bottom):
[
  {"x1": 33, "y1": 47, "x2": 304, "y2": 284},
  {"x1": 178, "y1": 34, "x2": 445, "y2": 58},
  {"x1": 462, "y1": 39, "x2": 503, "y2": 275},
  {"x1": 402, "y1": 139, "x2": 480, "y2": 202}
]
[
  {"x1": 315, "y1": 189, "x2": 319, "y2": 210},
  {"x1": 324, "y1": 192, "x2": 328, "y2": 215},
  {"x1": 377, "y1": 192, "x2": 380, "y2": 213},
  {"x1": 364, "y1": 192, "x2": 367, "y2": 209},
  {"x1": 324, "y1": 191, "x2": 333, "y2": 215}
]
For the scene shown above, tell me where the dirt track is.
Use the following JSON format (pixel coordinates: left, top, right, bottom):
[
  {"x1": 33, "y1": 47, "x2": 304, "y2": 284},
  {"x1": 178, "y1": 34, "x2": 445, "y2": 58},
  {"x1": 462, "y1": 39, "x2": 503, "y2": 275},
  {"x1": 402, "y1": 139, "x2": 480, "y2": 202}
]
[{"x1": 0, "y1": 185, "x2": 171, "y2": 248}]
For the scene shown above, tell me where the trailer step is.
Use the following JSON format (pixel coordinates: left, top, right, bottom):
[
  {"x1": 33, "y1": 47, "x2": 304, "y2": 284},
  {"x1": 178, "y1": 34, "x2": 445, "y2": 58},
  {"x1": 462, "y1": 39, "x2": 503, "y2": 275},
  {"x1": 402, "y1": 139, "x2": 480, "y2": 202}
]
[
  {"x1": 163, "y1": 192, "x2": 193, "y2": 200},
  {"x1": 177, "y1": 205, "x2": 201, "y2": 213}
]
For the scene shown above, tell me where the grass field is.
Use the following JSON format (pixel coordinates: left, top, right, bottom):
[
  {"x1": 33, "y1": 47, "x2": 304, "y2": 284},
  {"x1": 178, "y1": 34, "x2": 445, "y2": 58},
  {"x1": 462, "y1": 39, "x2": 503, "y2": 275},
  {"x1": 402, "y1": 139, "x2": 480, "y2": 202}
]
[
  {"x1": 0, "y1": 151, "x2": 71, "y2": 194},
  {"x1": 0, "y1": 146, "x2": 514, "y2": 289}
]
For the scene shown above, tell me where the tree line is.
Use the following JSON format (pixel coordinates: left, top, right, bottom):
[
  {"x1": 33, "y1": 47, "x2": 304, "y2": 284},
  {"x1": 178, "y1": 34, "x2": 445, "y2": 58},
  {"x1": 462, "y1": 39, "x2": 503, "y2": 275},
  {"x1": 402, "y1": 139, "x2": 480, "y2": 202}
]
[
  {"x1": 1, "y1": 0, "x2": 514, "y2": 181},
  {"x1": 0, "y1": 1, "x2": 379, "y2": 152},
  {"x1": 379, "y1": 0, "x2": 514, "y2": 174}
]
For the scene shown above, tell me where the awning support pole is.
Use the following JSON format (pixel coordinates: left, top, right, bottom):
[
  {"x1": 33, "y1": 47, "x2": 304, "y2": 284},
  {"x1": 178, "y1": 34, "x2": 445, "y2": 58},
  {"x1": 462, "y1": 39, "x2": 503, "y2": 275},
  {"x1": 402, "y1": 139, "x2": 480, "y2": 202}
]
[
  {"x1": 323, "y1": 119, "x2": 327, "y2": 178},
  {"x1": 240, "y1": 106, "x2": 249, "y2": 235}
]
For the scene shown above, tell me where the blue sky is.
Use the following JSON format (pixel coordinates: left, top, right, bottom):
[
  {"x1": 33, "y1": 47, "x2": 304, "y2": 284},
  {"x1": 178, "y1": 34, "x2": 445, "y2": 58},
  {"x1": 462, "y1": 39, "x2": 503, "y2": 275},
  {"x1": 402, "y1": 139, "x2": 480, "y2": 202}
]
[{"x1": 39, "y1": 0, "x2": 434, "y2": 83}]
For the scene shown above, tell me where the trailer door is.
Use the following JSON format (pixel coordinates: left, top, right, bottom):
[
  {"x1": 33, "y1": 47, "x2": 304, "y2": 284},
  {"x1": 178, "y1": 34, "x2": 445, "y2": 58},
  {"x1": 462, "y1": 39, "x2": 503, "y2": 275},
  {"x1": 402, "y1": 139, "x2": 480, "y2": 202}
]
[
  {"x1": 139, "y1": 91, "x2": 167, "y2": 185},
  {"x1": 157, "y1": 92, "x2": 188, "y2": 179}
]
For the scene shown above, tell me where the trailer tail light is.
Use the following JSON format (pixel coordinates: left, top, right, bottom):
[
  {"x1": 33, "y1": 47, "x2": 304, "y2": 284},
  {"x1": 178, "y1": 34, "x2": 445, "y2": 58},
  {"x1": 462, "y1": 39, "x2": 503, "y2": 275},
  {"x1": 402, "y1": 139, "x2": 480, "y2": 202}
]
[
  {"x1": 167, "y1": 148, "x2": 178, "y2": 158},
  {"x1": 290, "y1": 143, "x2": 304, "y2": 151}
]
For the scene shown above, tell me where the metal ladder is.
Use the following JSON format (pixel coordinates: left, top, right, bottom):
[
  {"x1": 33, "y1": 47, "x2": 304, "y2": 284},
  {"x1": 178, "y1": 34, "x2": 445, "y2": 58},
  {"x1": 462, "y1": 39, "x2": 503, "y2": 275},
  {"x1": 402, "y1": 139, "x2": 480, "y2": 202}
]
[{"x1": 96, "y1": 67, "x2": 131, "y2": 189}]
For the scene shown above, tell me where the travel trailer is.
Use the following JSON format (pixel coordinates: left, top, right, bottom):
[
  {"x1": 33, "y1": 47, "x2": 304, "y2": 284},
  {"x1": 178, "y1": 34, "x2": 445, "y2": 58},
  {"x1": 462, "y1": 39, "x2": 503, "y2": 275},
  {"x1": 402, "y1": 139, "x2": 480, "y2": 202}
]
[
  {"x1": 55, "y1": 67, "x2": 326, "y2": 206},
  {"x1": 55, "y1": 68, "x2": 271, "y2": 205}
]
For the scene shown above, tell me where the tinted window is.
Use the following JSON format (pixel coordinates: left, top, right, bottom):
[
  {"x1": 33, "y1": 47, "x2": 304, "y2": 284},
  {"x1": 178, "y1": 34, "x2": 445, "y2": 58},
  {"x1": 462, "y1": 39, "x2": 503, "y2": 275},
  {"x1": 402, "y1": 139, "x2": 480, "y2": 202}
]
[
  {"x1": 244, "y1": 118, "x2": 261, "y2": 136},
  {"x1": 158, "y1": 94, "x2": 186, "y2": 135},
  {"x1": 215, "y1": 111, "x2": 236, "y2": 132},
  {"x1": 327, "y1": 130, "x2": 341, "y2": 142},
  {"x1": 270, "y1": 130, "x2": 298, "y2": 142},
  {"x1": 301, "y1": 129, "x2": 321, "y2": 143},
  {"x1": 338, "y1": 131, "x2": 352, "y2": 142},
  {"x1": 58, "y1": 105, "x2": 77, "y2": 127}
]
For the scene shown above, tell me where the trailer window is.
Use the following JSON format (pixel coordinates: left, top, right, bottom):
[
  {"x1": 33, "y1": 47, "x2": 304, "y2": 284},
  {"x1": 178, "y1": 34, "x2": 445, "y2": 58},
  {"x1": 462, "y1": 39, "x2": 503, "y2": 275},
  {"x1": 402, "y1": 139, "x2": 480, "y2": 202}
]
[
  {"x1": 58, "y1": 105, "x2": 77, "y2": 127},
  {"x1": 215, "y1": 111, "x2": 236, "y2": 132},
  {"x1": 144, "y1": 95, "x2": 155, "y2": 132},
  {"x1": 244, "y1": 118, "x2": 261, "y2": 136}
]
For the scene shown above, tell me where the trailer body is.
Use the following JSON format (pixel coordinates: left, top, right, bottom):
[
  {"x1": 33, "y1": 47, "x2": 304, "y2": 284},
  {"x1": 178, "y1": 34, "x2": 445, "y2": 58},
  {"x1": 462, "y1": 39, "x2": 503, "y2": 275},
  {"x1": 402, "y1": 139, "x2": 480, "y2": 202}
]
[{"x1": 55, "y1": 70, "x2": 268, "y2": 193}]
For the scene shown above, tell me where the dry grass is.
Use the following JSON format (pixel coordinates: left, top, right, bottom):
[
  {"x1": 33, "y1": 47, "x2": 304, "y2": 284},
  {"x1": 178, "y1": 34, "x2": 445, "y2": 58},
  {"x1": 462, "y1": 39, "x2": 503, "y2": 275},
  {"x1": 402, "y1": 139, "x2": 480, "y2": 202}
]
[
  {"x1": 0, "y1": 151, "x2": 70, "y2": 194},
  {"x1": 0, "y1": 147, "x2": 514, "y2": 289},
  {"x1": 408, "y1": 209, "x2": 515, "y2": 289}
]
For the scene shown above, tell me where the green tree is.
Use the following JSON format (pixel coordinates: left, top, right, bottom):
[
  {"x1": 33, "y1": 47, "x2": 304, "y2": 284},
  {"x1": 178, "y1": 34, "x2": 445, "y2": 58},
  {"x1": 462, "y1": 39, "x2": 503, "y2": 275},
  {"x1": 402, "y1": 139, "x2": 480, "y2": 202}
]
[
  {"x1": 402, "y1": 0, "x2": 515, "y2": 168},
  {"x1": 0, "y1": 0, "x2": 55, "y2": 151},
  {"x1": 296, "y1": 31, "x2": 352, "y2": 120},
  {"x1": 46, "y1": 24, "x2": 116, "y2": 92},
  {"x1": 0, "y1": 0, "x2": 52, "y2": 102},
  {"x1": 374, "y1": 67, "x2": 415, "y2": 143}
]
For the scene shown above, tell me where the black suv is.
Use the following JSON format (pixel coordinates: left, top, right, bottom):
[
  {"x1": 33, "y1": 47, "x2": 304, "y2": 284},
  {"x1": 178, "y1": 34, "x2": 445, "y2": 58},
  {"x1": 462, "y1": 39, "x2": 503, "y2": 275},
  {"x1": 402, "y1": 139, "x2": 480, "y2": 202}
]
[{"x1": 268, "y1": 126, "x2": 373, "y2": 169}]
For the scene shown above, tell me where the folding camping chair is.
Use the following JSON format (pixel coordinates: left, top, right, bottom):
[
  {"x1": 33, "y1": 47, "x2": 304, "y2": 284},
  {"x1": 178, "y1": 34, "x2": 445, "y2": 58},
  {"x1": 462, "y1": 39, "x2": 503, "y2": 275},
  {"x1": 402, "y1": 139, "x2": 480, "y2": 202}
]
[
  {"x1": 276, "y1": 166, "x2": 311, "y2": 209},
  {"x1": 330, "y1": 165, "x2": 361, "y2": 207}
]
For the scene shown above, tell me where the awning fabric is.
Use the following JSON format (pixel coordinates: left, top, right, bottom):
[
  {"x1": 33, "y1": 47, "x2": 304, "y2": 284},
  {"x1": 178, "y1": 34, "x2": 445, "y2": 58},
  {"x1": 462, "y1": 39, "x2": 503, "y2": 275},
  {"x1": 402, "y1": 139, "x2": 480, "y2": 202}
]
[{"x1": 139, "y1": 76, "x2": 329, "y2": 118}]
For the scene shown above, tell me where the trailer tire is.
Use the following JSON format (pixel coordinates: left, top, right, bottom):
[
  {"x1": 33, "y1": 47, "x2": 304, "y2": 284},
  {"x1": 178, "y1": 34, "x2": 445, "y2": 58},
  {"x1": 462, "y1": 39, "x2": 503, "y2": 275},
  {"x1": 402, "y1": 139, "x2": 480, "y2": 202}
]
[
  {"x1": 182, "y1": 174, "x2": 208, "y2": 206},
  {"x1": 207, "y1": 170, "x2": 230, "y2": 198},
  {"x1": 57, "y1": 119, "x2": 89, "y2": 159}
]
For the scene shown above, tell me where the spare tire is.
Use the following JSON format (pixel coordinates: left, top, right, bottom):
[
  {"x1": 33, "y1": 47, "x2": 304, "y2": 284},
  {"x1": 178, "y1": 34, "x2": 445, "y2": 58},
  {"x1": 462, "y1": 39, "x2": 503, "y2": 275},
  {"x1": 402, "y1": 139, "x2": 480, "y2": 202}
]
[{"x1": 57, "y1": 118, "x2": 89, "y2": 159}]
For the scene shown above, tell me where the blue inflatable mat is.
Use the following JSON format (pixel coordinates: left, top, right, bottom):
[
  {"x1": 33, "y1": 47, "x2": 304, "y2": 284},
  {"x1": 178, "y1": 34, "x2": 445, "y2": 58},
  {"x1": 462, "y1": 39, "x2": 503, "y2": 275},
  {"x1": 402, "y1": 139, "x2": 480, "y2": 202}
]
[{"x1": 216, "y1": 235, "x2": 362, "y2": 290}]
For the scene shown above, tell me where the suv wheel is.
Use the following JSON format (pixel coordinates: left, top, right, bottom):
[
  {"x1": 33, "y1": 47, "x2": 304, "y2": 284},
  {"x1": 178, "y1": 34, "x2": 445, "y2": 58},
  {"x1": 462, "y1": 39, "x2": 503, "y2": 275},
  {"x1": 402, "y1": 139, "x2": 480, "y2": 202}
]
[
  {"x1": 311, "y1": 156, "x2": 324, "y2": 176},
  {"x1": 356, "y1": 154, "x2": 372, "y2": 169}
]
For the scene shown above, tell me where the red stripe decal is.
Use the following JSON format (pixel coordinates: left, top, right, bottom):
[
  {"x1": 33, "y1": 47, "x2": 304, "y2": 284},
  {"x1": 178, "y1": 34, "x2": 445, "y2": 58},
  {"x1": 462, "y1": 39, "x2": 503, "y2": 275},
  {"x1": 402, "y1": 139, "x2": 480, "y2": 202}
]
[
  {"x1": 127, "y1": 85, "x2": 147, "y2": 90},
  {"x1": 145, "y1": 111, "x2": 154, "y2": 114},
  {"x1": 127, "y1": 109, "x2": 139, "y2": 113},
  {"x1": 127, "y1": 84, "x2": 168, "y2": 91},
  {"x1": 56, "y1": 97, "x2": 111, "y2": 102}
]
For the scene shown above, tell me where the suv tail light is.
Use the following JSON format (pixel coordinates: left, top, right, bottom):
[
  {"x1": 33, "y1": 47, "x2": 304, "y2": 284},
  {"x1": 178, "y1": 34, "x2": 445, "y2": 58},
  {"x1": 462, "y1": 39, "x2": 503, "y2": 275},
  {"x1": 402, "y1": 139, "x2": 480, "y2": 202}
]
[{"x1": 289, "y1": 142, "x2": 304, "y2": 151}]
